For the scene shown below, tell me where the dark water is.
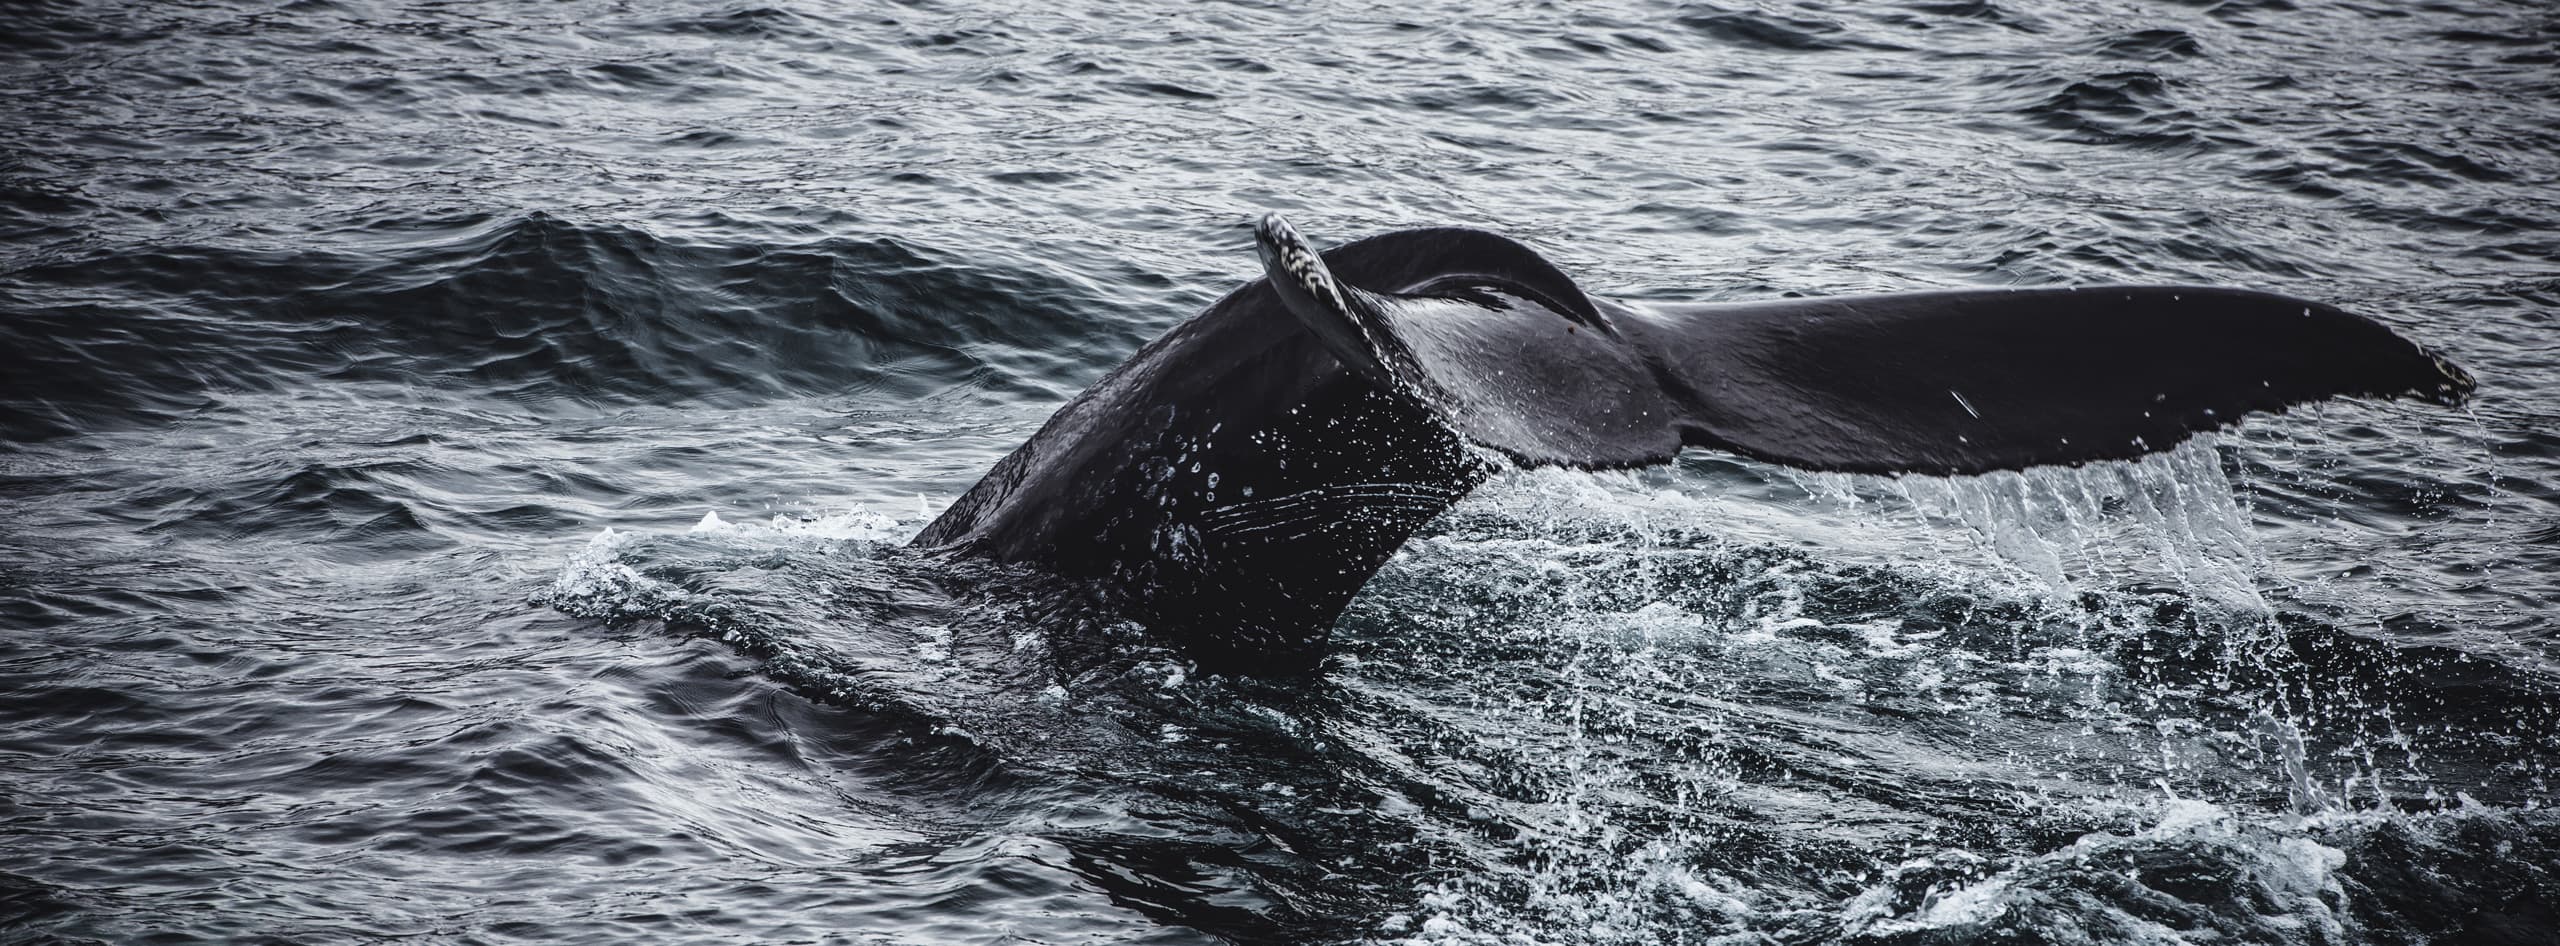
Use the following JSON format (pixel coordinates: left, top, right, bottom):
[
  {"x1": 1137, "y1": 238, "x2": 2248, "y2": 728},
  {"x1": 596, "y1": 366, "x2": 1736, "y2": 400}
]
[{"x1": 5, "y1": 0, "x2": 2558, "y2": 942}]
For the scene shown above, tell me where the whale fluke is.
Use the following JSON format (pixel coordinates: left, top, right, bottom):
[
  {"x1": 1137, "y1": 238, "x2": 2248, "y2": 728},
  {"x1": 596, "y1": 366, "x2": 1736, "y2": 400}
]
[{"x1": 912, "y1": 215, "x2": 2474, "y2": 671}]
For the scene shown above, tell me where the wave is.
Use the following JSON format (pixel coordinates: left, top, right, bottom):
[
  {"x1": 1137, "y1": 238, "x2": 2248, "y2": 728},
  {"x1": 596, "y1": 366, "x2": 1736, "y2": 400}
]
[
  {"x1": 547, "y1": 458, "x2": 2560, "y2": 943},
  {"x1": 0, "y1": 212, "x2": 1129, "y2": 443}
]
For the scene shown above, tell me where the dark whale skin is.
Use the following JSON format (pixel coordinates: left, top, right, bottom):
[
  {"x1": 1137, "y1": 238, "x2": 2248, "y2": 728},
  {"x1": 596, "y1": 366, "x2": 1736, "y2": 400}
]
[{"x1": 913, "y1": 220, "x2": 2475, "y2": 673}]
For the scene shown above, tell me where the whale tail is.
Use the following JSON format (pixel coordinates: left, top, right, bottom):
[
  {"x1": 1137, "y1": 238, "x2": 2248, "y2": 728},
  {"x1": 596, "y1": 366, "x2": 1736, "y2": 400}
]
[
  {"x1": 1251, "y1": 213, "x2": 2473, "y2": 476},
  {"x1": 916, "y1": 215, "x2": 2474, "y2": 671}
]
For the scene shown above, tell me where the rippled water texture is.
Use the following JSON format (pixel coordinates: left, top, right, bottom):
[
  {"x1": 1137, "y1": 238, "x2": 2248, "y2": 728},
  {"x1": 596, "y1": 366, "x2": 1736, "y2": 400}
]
[{"x1": 4, "y1": 1, "x2": 2556, "y2": 943}]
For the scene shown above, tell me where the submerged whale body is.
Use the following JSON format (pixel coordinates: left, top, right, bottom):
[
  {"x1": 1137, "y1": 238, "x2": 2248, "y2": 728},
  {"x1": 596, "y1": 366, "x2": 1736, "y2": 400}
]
[{"x1": 912, "y1": 215, "x2": 2475, "y2": 672}]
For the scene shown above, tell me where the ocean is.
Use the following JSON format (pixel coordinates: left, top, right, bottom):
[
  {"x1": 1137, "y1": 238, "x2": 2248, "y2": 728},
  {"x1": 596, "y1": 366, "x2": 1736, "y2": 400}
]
[{"x1": 3, "y1": 1, "x2": 2555, "y2": 942}]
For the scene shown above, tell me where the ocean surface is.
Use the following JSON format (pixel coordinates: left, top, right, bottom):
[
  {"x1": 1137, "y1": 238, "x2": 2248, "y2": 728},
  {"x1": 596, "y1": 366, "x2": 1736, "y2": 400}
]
[{"x1": 4, "y1": 1, "x2": 2557, "y2": 943}]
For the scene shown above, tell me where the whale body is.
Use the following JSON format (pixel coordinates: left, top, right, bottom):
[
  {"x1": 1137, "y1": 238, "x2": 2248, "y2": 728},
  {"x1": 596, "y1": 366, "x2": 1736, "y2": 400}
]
[{"x1": 912, "y1": 215, "x2": 2475, "y2": 672}]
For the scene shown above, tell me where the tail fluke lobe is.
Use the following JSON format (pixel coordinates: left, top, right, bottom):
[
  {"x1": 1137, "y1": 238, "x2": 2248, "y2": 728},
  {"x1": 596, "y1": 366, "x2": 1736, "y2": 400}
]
[{"x1": 1617, "y1": 286, "x2": 2474, "y2": 475}]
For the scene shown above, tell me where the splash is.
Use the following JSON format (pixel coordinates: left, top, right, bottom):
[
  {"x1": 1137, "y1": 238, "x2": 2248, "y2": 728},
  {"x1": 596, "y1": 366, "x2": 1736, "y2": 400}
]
[
  {"x1": 545, "y1": 505, "x2": 919, "y2": 631},
  {"x1": 1345, "y1": 444, "x2": 2552, "y2": 945},
  {"x1": 1836, "y1": 800, "x2": 2354, "y2": 945}
]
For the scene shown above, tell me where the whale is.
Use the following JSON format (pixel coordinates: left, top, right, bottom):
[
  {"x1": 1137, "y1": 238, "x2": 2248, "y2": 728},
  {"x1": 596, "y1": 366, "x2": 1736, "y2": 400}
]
[{"x1": 911, "y1": 214, "x2": 2476, "y2": 673}]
